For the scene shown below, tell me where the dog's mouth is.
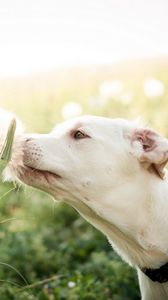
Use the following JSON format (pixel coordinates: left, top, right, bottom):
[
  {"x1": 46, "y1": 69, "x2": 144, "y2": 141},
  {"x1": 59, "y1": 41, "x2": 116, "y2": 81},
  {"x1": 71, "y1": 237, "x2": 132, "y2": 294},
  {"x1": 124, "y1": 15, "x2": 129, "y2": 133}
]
[
  {"x1": 27, "y1": 166, "x2": 61, "y2": 180},
  {"x1": 19, "y1": 164, "x2": 62, "y2": 188},
  {"x1": 24, "y1": 165, "x2": 61, "y2": 181},
  {"x1": 20, "y1": 143, "x2": 62, "y2": 184}
]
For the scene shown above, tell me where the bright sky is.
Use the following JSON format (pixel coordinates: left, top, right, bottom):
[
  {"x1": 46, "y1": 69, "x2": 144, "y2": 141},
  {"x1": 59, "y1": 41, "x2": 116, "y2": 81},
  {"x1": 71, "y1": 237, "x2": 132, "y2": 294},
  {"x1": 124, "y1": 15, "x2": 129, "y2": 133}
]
[{"x1": 0, "y1": 0, "x2": 168, "y2": 77}]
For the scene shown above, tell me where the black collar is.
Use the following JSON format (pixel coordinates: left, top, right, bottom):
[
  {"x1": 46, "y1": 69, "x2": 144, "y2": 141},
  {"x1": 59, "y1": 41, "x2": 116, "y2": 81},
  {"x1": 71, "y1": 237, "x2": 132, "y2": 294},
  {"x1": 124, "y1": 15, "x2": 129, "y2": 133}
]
[{"x1": 142, "y1": 262, "x2": 168, "y2": 283}]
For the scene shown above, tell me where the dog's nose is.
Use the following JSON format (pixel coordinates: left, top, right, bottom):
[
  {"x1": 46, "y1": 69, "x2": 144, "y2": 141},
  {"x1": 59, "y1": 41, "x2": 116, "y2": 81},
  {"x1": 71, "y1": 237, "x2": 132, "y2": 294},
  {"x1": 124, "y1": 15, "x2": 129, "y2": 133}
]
[
  {"x1": 24, "y1": 133, "x2": 49, "y2": 163},
  {"x1": 25, "y1": 138, "x2": 32, "y2": 143},
  {"x1": 23, "y1": 136, "x2": 43, "y2": 168},
  {"x1": 24, "y1": 134, "x2": 40, "y2": 143}
]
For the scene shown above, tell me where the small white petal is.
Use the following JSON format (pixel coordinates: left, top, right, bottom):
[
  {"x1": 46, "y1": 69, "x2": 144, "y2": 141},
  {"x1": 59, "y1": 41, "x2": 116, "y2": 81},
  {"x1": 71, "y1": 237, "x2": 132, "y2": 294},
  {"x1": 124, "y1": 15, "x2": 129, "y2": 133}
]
[
  {"x1": 68, "y1": 281, "x2": 76, "y2": 288},
  {"x1": 62, "y1": 102, "x2": 82, "y2": 120},
  {"x1": 144, "y1": 78, "x2": 165, "y2": 98}
]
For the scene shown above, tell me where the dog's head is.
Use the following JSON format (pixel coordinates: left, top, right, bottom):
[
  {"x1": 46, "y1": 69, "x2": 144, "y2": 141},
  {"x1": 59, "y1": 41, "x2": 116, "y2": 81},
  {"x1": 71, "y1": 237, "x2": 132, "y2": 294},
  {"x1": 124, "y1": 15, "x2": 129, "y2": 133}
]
[{"x1": 16, "y1": 115, "x2": 168, "y2": 203}]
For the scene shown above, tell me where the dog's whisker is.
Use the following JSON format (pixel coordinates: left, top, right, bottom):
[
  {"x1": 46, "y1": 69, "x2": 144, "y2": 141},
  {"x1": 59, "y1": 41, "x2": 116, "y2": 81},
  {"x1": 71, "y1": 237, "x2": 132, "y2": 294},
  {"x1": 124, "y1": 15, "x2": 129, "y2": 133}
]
[
  {"x1": 0, "y1": 186, "x2": 16, "y2": 200},
  {"x1": 16, "y1": 182, "x2": 22, "y2": 193},
  {"x1": 23, "y1": 158, "x2": 35, "y2": 166},
  {"x1": 51, "y1": 199, "x2": 57, "y2": 217}
]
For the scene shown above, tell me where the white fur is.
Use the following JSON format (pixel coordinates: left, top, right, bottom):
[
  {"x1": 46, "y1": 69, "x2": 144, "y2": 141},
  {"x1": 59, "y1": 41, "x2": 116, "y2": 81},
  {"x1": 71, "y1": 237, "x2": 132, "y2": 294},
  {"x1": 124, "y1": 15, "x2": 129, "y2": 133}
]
[{"x1": 4, "y1": 114, "x2": 168, "y2": 299}]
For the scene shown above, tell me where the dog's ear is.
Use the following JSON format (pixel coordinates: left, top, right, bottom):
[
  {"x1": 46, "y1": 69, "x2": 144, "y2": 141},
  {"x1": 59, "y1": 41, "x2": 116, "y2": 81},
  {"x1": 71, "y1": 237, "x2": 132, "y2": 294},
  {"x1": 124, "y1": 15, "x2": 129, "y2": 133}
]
[{"x1": 131, "y1": 128, "x2": 168, "y2": 179}]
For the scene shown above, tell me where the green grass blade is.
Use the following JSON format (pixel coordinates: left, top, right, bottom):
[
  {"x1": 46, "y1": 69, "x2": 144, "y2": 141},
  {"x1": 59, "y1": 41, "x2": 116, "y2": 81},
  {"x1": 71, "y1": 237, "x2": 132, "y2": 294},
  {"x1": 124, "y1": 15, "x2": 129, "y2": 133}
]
[{"x1": 0, "y1": 119, "x2": 16, "y2": 173}]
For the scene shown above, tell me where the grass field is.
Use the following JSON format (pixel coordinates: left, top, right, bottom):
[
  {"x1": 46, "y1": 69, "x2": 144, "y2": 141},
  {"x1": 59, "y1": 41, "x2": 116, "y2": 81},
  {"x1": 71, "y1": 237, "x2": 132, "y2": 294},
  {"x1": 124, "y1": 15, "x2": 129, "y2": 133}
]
[{"x1": 0, "y1": 58, "x2": 167, "y2": 299}]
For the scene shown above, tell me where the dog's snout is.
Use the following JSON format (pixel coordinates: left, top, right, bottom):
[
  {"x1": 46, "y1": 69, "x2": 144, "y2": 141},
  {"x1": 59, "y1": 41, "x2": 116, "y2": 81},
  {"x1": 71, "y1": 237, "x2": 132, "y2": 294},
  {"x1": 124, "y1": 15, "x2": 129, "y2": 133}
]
[{"x1": 23, "y1": 137, "x2": 43, "y2": 168}]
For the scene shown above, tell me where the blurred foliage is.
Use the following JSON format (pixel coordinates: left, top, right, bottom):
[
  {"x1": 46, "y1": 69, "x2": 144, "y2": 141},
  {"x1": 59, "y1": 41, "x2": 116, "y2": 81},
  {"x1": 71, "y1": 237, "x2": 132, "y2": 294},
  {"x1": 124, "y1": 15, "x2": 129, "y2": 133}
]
[
  {"x1": 0, "y1": 183, "x2": 140, "y2": 300},
  {"x1": 0, "y1": 58, "x2": 167, "y2": 299}
]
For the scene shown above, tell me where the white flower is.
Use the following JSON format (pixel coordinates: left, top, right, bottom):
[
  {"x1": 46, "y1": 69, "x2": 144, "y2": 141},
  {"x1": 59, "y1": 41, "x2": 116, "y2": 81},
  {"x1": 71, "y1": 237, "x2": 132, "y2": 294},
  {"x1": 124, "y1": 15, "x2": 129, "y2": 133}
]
[
  {"x1": 144, "y1": 78, "x2": 165, "y2": 98},
  {"x1": 68, "y1": 281, "x2": 76, "y2": 288},
  {"x1": 119, "y1": 91, "x2": 133, "y2": 104},
  {"x1": 62, "y1": 102, "x2": 82, "y2": 120},
  {"x1": 0, "y1": 108, "x2": 23, "y2": 135},
  {"x1": 99, "y1": 80, "x2": 124, "y2": 99}
]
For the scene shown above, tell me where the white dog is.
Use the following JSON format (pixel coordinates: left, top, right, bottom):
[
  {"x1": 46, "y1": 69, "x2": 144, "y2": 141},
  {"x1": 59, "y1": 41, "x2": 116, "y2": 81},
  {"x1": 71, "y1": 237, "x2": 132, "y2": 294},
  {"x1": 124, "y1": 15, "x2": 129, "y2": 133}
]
[{"x1": 4, "y1": 115, "x2": 168, "y2": 300}]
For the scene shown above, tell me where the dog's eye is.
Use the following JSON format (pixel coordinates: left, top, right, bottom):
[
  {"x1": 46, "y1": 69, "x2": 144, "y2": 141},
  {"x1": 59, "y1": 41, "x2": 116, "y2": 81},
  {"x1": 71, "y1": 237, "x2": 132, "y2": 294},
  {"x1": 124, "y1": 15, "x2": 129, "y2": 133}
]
[{"x1": 74, "y1": 131, "x2": 86, "y2": 140}]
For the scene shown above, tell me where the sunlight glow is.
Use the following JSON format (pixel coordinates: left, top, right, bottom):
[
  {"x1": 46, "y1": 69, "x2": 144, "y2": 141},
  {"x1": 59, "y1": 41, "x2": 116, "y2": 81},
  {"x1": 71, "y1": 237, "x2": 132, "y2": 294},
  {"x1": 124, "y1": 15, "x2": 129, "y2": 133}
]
[
  {"x1": 62, "y1": 102, "x2": 83, "y2": 119},
  {"x1": 100, "y1": 80, "x2": 124, "y2": 99},
  {"x1": 143, "y1": 79, "x2": 165, "y2": 98},
  {"x1": 0, "y1": 0, "x2": 168, "y2": 77}
]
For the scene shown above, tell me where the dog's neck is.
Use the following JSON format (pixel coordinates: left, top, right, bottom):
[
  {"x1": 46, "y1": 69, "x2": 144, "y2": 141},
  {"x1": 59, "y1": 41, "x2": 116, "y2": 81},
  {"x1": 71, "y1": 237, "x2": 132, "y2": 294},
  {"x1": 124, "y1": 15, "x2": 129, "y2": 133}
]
[{"x1": 64, "y1": 171, "x2": 168, "y2": 269}]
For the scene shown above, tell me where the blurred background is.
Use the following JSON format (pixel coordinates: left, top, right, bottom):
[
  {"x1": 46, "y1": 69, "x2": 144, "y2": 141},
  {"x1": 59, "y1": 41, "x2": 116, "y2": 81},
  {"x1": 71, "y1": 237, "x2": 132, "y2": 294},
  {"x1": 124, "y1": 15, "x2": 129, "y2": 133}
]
[{"x1": 0, "y1": 0, "x2": 168, "y2": 299}]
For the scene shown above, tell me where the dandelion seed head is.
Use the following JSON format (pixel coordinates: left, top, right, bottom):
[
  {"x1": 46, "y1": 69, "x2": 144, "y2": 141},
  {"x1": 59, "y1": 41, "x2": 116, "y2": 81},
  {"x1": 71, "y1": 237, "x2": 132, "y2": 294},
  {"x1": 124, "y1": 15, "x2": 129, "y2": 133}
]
[{"x1": 62, "y1": 102, "x2": 82, "y2": 120}]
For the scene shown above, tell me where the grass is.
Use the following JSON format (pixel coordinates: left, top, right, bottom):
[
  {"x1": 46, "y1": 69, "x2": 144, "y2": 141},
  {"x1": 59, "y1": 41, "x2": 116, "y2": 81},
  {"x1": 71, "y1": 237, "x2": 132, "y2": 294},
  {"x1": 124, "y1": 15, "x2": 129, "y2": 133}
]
[
  {"x1": 0, "y1": 57, "x2": 167, "y2": 299},
  {"x1": 0, "y1": 183, "x2": 140, "y2": 300}
]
